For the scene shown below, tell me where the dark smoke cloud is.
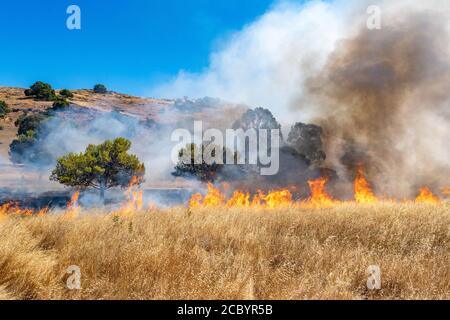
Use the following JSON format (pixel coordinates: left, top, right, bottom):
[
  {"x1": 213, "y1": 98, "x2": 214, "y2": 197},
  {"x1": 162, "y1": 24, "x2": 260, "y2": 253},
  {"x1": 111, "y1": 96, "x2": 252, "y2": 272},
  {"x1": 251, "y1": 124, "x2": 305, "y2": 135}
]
[{"x1": 302, "y1": 9, "x2": 450, "y2": 197}]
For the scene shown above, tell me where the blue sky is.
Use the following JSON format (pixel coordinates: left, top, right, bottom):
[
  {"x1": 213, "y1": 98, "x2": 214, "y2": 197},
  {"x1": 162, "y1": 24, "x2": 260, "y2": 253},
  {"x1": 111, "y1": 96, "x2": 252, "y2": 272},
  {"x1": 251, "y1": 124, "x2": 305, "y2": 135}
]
[{"x1": 0, "y1": 0, "x2": 275, "y2": 96}]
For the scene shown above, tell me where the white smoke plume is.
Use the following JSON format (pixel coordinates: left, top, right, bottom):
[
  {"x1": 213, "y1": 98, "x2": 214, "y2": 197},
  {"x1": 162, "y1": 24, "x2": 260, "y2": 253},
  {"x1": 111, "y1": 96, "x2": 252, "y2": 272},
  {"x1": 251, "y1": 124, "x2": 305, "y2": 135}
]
[{"x1": 152, "y1": 0, "x2": 354, "y2": 124}]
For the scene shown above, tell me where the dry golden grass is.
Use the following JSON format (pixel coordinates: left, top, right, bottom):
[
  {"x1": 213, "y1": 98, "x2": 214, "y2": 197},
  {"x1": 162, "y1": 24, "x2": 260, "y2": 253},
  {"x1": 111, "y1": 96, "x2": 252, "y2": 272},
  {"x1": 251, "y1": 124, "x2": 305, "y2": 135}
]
[{"x1": 0, "y1": 202, "x2": 449, "y2": 300}]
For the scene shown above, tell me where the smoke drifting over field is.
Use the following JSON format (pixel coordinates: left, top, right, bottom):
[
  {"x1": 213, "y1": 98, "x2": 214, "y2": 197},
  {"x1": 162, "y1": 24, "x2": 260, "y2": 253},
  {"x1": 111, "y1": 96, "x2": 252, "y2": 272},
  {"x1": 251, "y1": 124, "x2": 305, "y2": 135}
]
[
  {"x1": 154, "y1": 0, "x2": 450, "y2": 197},
  {"x1": 301, "y1": 2, "x2": 450, "y2": 196}
]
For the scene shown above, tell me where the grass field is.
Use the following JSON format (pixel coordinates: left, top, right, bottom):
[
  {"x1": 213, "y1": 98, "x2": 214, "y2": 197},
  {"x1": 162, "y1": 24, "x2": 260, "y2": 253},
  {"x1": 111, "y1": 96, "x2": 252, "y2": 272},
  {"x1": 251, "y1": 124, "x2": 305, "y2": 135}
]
[{"x1": 0, "y1": 202, "x2": 449, "y2": 300}]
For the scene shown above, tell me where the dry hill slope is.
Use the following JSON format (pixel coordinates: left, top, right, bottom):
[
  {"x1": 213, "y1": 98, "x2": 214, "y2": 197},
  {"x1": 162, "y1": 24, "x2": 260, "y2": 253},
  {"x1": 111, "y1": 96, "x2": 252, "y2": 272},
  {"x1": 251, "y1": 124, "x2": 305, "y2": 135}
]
[{"x1": 0, "y1": 87, "x2": 171, "y2": 164}]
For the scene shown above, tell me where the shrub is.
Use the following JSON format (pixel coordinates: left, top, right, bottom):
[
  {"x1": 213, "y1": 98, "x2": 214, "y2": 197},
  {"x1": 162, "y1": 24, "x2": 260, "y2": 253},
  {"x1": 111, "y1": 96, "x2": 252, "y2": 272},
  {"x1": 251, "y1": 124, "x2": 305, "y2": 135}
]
[
  {"x1": 93, "y1": 84, "x2": 108, "y2": 94},
  {"x1": 51, "y1": 97, "x2": 70, "y2": 110},
  {"x1": 9, "y1": 130, "x2": 37, "y2": 164},
  {"x1": 9, "y1": 112, "x2": 52, "y2": 165},
  {"x1": 0, "y1": 100, "x2": 11, "y2": 118},
  {"x1": 9, "y1": 134, "x2": 52, "y2": 165},
  {"x1": 14, "y1": 113, "x2": 47, "y2": 136},
  {"x1": 25, "y1": 81, "x2": 57, "y2": 101},
  {"x1": 59, "y1": 89, "x2": 74, "y2": 99}
]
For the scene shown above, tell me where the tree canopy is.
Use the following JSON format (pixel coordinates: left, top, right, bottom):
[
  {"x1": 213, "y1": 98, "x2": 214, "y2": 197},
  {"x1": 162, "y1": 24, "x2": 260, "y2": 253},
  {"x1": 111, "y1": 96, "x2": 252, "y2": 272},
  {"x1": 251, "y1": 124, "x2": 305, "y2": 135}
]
[
  {"x1": 172, "y1": 143, "x2": 228, "y2": 182},
  {"x1": 24, "y1": 81, "x2": 57, "y2": 101},
  {"x1": 93, "y1": 84, "x2": 108, "y2": 94},
  {"x1": 50, "y1": 138, "x2": 145, "y2": 198}
]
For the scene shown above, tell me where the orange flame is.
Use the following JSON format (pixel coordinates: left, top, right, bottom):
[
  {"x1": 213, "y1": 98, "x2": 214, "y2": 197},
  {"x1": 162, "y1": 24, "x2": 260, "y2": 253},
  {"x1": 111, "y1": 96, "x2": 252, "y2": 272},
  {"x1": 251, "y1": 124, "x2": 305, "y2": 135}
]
[
  {"x1": 188, "y1": 184, "x2": 225, "y2": 208},
  {"x1": 36, "y1": 207, "x2": 49, "y2": 217},
  {"x1": 302, "y1": 178, "x2": 338, "y2": 208},
  {"x1": 227, "y1": 191, "x2": 251, "y2": 208},
  {"x1": 188, "y1": 184, "x2": 293, "y2": 209},
  {"x1": 67, "y1": 191, "x2": 80, "y2": 208},
  {"x1": 65, "y1": 191, "x2": 80, "y2": 219},
  {"x1": 189, "y1": 193, "x2": 203, "y2": 208},
  {"x1": 201, "y1": 183, "x2": 226, "y2": 207},
  {"x1": 0, "y1": 202, "x2": 37, "y2": 218},
  {"x1": 415, "y1": 187, "x2": 439, "y2": 204},
  {"x1": 251, "y1": 192, "x2": 263, "y2": 207},
  {"x1": 113, "y1": 176, "x2": 144, "y2": 217},
  {"x1": 354, "y1": 166, "x2": 378, "y2": 204},
  {"x1": 261, "y1": 189, "x2": 293, "y2": 208}
]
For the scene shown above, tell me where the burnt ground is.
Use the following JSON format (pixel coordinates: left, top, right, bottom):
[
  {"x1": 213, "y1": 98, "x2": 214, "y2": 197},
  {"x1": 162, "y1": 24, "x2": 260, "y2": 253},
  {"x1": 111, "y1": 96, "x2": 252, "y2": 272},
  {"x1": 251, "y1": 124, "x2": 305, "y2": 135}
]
[{"x1": 0, "y1": 187, "x2": 193, "y2": 210}]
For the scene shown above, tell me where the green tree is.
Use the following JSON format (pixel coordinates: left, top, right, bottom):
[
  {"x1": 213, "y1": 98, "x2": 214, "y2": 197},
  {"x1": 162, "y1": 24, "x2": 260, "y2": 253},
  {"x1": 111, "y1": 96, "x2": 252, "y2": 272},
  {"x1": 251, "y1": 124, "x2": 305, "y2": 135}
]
[
  {"x1": 93, "y1": 84, "x2": 108, "y2": 94},
  {"x1": 172, "y1": 143, "x2": 229, "y2": 182},
  {"x1": 24, "y1": 81, "x2": 57, "y2": 101},
  {"x1": 59, "y1": 89, "x2": 74, "y2": 99},
  {"x1": 50, "y1": 138, "x2": 145, "y2": 200},
  {"x1": 0, "y1": 100, "x2": 11, "y2": 118}
]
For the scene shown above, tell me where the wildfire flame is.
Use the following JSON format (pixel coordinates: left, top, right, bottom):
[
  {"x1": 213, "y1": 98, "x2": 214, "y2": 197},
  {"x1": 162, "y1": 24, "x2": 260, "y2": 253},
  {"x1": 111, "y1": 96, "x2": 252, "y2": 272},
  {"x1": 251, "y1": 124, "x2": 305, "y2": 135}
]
[
  {"x1": 0, "y1": 168, "x2": 445, "y2": 218},
  {"x1": 227, "y1": 191, "x2": 251, "y2": 208},
  {"x1": 261, "y1": 189, "x2": 293, "y2": 208},
  {"x1": 0, "y1": 203, "x2": 33, "y2": 217},
  {"x1": 113, "y1": 176, "x2": 143, "y2": 217},
  {"x1": 65, "y1": 191, "x2": 80, "y2": 219},
  {"x1": 354, "y1": 166, "x2": 378, "y2": 204},
  {"x1": 0, "y1": 202, "x2": 48, "y2": 219},
  {"x1": 189, "y1": 193, "x2": 203, "y2": 208},
  {"x1": 187, "y1": 166, "x2": 444, "y2": 210},
  {"x1": 203, "y1": 183, "x2": 226, "y2": 207},
  {"x1": 302, "y1": 178, "x2": 338, "y2": 208},
  {"x1": 415, "y1": 187, "x2": 439, "y2": 204},
  {"x1": 189, "y1": 183, "x2": 294, "y2": 209}
]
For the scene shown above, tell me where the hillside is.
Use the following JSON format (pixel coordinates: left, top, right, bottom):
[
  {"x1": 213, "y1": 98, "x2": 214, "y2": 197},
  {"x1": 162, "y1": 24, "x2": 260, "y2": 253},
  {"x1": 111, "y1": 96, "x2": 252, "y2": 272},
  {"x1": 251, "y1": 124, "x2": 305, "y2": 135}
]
[
  {"x1": 0, "y1": 86, "x2": 247, "y2": 193},
  {"x1": 0, "y1": 87, "x2": 172, "y2": 164}
]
